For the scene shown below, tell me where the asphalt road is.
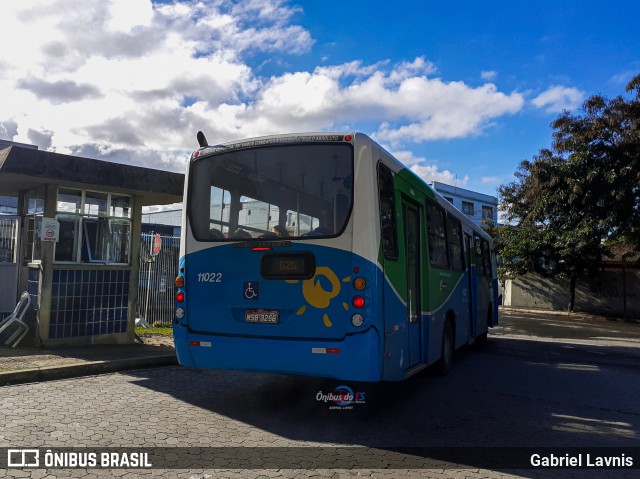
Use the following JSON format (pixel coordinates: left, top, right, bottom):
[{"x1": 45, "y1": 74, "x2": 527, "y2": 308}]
[{"x1": 1, "y1": 310, "x2": 639, "y2": 479}]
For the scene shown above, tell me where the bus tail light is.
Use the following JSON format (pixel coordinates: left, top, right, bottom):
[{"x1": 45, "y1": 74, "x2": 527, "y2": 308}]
[
  {"x1": 175, "y1": 276, "x2": 184, "y2": 287},
  {"x1": 176, "y1": 291, "x2": 185, "y2": 303},
  {"x1": 353, "y1": 277, "x2": 366, "y2": 290},
  {"x1": 352, "y1": 296, "x2": 365, "y2": 308}
]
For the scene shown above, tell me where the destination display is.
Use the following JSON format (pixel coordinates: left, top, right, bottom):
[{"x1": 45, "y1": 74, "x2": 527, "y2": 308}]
[{"x1": 260, "y1": 252, "x2": 315, "y2": 279}]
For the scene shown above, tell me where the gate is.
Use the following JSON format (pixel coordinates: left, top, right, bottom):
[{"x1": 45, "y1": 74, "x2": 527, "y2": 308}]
[
  {"x1": 136, "y1": 232, "x2": 180, "y2": 327},
  {"x1": 0, "y1": 216, "x2": 19, "y2": 314}
]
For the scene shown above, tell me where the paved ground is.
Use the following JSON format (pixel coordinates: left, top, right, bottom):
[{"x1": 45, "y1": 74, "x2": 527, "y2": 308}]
[
  {"x1": 493, "y1": 308, "x2": 640, "y2": 367},
  {"x1": 0, "y1": 333, "x2": 176, "y2": 386},
  {"x1": 0, "y1": 309, "x2": 639, "y2": 478}
]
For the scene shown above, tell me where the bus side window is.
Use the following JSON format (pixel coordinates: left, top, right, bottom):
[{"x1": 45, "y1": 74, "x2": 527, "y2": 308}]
[
  {"x1": 446, "y1": 214, "x2": 464, "y2": 272},
  {"x1": 474, "y1": 234, "x2": 485, "y2": 276},
  {"x1": 377, "y1": 163, "x2": 398, "y2": 260},
  {"x1": 482, "y1": 239, "x2": 492, "y2": 276},
  {"x1": 426, "y1": 201, "x2": 449, "y2": 269}
]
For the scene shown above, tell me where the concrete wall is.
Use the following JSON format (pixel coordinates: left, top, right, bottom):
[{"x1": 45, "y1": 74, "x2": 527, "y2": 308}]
[
  {"x1": 505, "y1": 274, "x2": 571, "y2": 311},
  {"x1": 505, "y1": 270, "x2": 640, "y2": 318}
]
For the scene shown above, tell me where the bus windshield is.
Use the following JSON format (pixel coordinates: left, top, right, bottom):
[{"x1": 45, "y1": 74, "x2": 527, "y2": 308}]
[{"x1": 188, "y1": 143, "x2": 353, "y2": 241}]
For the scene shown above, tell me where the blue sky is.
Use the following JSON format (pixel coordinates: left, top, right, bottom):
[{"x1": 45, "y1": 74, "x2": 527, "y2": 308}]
[{"x1": 1, "y1": 0, "x2": 638, "y2": 200}]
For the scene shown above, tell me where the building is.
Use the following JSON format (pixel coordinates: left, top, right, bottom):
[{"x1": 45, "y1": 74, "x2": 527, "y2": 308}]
[
  {"x1": 142, "y1": 208, "x2": 182, "y2": 236},
  {"x1": 0, "y1": 139, "x2": 37, "y2": 150},
  {"x1": 429, "y1": 181, "x2": 498, "y2": 226},
  {"x1": 0, "y1": 141, "x2": 183, "y2": 346}
]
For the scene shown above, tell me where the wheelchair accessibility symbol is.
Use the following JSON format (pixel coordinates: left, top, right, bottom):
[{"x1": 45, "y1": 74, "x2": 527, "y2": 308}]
[{"x1": 244, "y1": 282, "x2": 259, "y2": 300}]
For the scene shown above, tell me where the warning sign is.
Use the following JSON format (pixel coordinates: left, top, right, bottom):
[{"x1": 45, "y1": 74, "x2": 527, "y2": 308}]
[
  {"x1": 152, "y1": 233, "x2": 162, "y2": 256},
  {"x1": 40, "y1": 218, "x2": 60, "y2": 242}
]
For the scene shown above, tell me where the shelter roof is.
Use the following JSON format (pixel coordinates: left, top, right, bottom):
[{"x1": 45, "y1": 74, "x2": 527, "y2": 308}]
[{"x1": 0, "y1": 146, "x2": 183, "y2": 206}]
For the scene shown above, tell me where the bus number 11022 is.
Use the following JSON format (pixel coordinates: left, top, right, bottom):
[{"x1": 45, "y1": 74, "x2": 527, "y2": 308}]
[{"x1": 197, "y1": 272, "x2": 223, "y2": 283}]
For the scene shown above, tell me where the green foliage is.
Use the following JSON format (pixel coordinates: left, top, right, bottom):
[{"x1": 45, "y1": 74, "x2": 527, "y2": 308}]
[
  {"x1": 498, "y1": 74, "x2": 640, "y2": 308},
  {"x1": 135, "y1": 326, "x2": 173, "y2": 336}
]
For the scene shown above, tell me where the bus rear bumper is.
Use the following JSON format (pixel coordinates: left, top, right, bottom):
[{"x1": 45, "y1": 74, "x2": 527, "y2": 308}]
[{"x1": 173, "y1": 324, "x2": 382, "y2": 382}]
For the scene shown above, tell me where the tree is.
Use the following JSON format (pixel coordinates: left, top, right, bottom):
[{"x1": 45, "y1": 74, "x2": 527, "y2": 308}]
[{"x1": 499, "y1": 74, "x2": 640, "y2": 311}]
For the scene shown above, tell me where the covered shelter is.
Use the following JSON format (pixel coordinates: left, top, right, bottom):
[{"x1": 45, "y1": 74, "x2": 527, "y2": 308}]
[{"x1": 0, "y1": 144, "x2": 184, "y2": 346}]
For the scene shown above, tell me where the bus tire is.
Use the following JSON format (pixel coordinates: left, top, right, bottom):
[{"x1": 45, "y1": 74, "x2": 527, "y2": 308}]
[
  {"x1": 435, "y1": 320, "x2": 454, "y2": 376},
  {"x1": 473, "y1": 304, "x2": 491, "y2": 349}
]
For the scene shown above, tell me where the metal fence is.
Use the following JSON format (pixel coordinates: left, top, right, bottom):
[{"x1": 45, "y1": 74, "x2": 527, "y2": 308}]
[
  {"x1": 0, "y1": 217, "x2": 19, "y2": 316},
  {"x1": 0, "y1": 216, "x2": 18, "y2": 263},
  {"x1": 136, "y1": 232, "x2": 180, "y2": 327}
]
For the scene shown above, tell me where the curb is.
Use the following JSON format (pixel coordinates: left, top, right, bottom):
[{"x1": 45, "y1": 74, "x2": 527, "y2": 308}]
[
  {"x1": 0, "y1": 354, "x2": 178, "y2": 386},
  {"x1": 499, "y1": 306, "x2": 640, "y2": 324}
]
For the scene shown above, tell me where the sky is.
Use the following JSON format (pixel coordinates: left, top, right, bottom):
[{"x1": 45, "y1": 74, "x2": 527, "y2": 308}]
[{"x1": 1, "y1": 0, "x2": 639, "y2": 203}]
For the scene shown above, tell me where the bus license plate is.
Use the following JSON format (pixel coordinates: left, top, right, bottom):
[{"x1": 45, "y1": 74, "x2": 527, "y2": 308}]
[{"x1": 245, "y1": 310, "x2": 279, "y2": 323}]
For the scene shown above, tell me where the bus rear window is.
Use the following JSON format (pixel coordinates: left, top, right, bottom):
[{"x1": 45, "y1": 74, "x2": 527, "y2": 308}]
[{"x1": 188, "y1": 144, "x2": 353, "y2": 241}]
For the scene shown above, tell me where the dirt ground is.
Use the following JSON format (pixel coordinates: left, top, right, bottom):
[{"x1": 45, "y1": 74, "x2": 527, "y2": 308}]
[{"x1": 137, "y1": 333, "x2": 175, "y2": 348}]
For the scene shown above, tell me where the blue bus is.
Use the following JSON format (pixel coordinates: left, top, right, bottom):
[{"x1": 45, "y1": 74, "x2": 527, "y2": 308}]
[{"x1": 174, "y1": 132, "x2": 498, "y2": 381}]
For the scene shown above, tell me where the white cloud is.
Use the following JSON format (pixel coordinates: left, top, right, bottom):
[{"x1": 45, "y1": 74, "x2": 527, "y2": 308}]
[
  {"x1": 392, "y1": 150, "x2": 429, "y2": 167},
  {"x1": 392, "y1": 150, "x2": 469, "y2": 186},
  {"x1": 609, "y1": 70, "x2": 637, "y2": 85},
  {"x1": 410, "y1": 164, "x2": 469, "y2": 187},
  {"x1": 0, "y1": 0, "x2": 302, "y2": 167},
  {"x1": 107, "y1": 0, "x2": 154, "y2": 33},
  {"x1": 249, "y1": 59, "x2": 523, "y2": 146},
  {"x1": 481, "y1": 176, "x2": 503, "y2": 185},
  {"x1": 532, "y1": 85, "x2": 584, "y2": 113},
  {"x1": 481, "y1": 70, "x2": 497, "y2": 81},
  {"x1": 0, "y1": 0, "x2": 526, "y2": 174},
  {"x1": 372, "y1": 80, "x2": 524, "y2": 147}
]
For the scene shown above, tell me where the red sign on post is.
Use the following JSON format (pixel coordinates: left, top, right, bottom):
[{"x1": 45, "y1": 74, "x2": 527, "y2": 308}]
[{"x1": 152, "y1": 233, "x2": 162, "y2": 256}]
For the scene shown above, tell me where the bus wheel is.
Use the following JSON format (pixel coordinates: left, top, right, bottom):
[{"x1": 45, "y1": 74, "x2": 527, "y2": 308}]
[
  {"x1": 435, "y1": 320, "x2": 454, "y2": 376},
  {"x1": 473, "y1": 304, "x2": 491, "y2": 349}
]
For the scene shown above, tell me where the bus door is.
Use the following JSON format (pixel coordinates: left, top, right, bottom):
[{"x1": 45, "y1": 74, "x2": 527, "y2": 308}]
[
  {"x1": 402, "y1": 200, "x2": 422, "y2": 367},
  {"x1": 465, "y1": 233, "x2": 478, "y2": 337}
]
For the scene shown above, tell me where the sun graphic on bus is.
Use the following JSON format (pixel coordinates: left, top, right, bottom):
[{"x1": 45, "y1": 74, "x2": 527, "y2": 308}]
[{"x1": 287, "y1": 266, "x2": 351, "y2": 327}]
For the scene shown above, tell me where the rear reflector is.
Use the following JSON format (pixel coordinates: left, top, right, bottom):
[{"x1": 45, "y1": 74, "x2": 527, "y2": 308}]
[
  {"x1": 190, "y1": 341, "x2": 212, "y2": 347},
  {"x1": 312, "y1": 347, "x2": 340, "y2": 354}
]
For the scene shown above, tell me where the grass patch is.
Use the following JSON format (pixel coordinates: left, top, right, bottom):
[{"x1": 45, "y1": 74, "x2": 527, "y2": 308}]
[{"x1": 135, "y1": 326, "x2": 173, "y2": 337}]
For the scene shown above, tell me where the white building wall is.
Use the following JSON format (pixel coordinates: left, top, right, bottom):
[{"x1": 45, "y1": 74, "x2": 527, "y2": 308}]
[{"x1": 429, "y1": 181, "x2": 498, "y2": 226}]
